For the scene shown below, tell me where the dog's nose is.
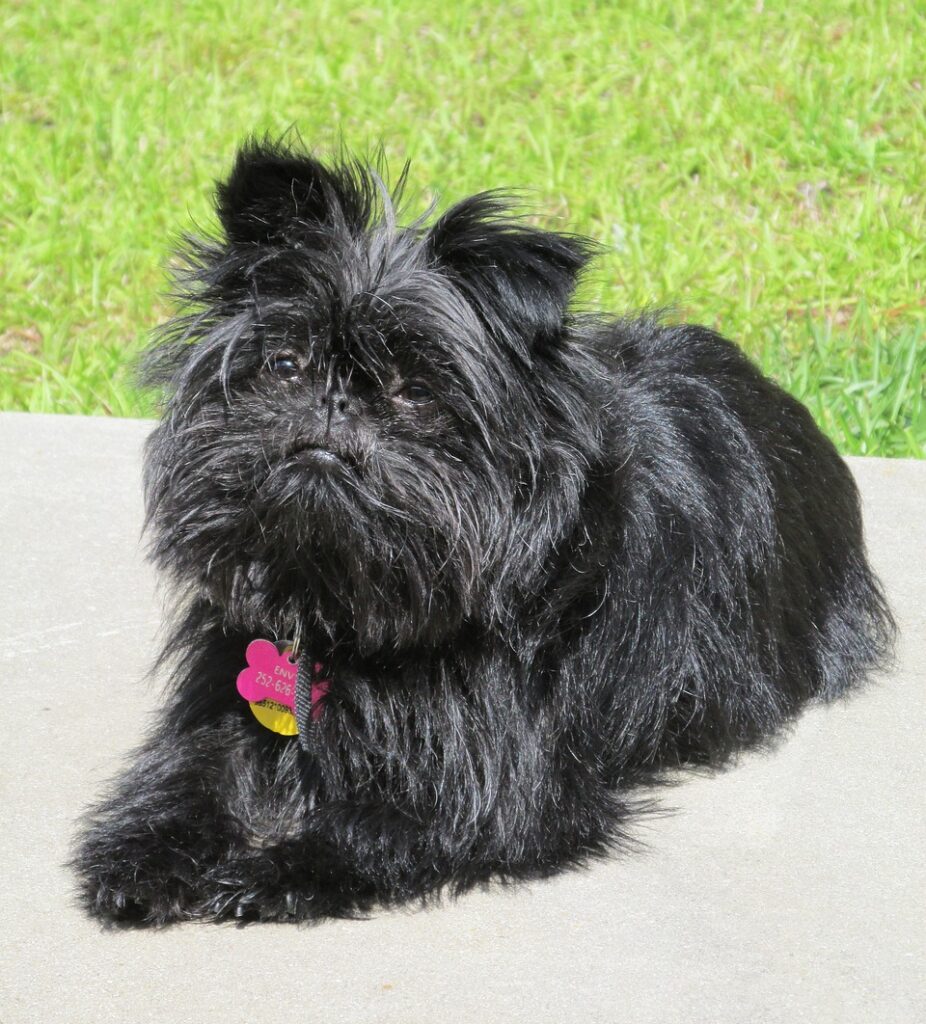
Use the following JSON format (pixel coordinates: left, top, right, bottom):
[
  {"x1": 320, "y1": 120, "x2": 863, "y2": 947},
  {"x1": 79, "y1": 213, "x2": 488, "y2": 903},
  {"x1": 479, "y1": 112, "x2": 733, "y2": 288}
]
[{"x1": 315, "y1": 384, "x2": 359, "y2": 428}]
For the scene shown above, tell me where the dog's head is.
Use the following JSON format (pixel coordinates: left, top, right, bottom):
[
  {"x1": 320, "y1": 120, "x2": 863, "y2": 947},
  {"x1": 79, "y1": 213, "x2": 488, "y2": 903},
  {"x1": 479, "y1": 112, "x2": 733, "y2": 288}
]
[{"x1": 144, "y1": 139, "x2": 605, "y2": 652}]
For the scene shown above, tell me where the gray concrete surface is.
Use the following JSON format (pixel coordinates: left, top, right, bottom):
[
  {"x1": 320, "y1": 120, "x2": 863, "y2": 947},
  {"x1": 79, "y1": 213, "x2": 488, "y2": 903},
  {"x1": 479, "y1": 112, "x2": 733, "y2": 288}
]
[{"x1": 0, "y1": 411, "x2": 923, "y2": 1024}]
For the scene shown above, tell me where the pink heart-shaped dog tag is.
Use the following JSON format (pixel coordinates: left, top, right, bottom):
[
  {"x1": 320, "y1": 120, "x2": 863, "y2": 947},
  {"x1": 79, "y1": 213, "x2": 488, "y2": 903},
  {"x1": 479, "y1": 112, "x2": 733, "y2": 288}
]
[{"x1": 236, "y1": 639, "x2": 297, "y2": 710}]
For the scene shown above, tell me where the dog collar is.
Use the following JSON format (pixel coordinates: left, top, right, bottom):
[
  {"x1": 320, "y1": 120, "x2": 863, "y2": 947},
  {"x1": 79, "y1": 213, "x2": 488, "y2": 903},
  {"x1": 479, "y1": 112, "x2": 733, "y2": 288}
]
[{"x1": 236, "y1": 638, "x2": 329, "y2": 737}]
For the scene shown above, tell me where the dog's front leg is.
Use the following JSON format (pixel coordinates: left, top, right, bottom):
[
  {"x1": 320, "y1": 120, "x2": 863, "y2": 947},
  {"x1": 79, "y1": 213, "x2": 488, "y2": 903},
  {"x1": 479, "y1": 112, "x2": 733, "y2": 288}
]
[
  {"x1": 73, "y1": 712, "x2": 382, "y2": 925},
  {"x1": 72, "y1": 717, "x2": 251, "y2": 926}
]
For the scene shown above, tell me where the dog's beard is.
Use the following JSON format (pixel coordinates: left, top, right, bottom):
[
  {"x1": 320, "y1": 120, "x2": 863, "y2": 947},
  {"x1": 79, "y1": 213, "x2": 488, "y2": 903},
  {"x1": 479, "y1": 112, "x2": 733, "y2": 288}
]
[{"x1": 144, "y1": 399, "x2": 534, "y2": 652}]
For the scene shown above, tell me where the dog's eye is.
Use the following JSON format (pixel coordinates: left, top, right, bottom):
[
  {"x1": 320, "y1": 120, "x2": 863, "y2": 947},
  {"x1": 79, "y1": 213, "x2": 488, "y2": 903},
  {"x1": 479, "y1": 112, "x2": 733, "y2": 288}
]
[
  {"x1": 269, "y1": 354, "x2": 301, "y2": 380},
  {"x1": 395, "y1": 382, "x2": 434, "y2": 405}
]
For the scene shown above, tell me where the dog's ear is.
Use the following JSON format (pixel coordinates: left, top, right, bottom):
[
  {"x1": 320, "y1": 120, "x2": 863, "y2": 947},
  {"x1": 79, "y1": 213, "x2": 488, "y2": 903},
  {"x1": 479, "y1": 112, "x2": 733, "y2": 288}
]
[
  {"x1": 216, "y1": 140, "x2": 371, "y2": 245},
  {"x1": 426, "y1": 193, "x2": 596, "y2": 347}
]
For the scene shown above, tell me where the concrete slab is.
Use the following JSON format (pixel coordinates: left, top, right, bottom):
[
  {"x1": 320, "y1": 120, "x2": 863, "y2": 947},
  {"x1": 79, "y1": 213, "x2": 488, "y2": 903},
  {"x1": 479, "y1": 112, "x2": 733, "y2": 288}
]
[{"x1": 0, "y1": 411, "x2": 923, "y2": 1024}]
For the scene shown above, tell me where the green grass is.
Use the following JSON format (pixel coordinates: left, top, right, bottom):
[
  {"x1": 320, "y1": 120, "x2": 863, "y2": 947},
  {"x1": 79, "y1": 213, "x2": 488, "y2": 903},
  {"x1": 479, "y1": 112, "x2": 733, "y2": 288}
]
[{"x1": 2, "y1": 0, "x2": 923, "y2": 455}]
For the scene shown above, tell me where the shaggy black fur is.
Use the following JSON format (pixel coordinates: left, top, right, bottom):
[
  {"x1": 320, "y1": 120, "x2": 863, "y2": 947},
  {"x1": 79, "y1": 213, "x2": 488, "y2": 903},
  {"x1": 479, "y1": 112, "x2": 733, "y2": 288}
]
[{"x1": 72, "y1": 139, "x2": 894, "y2": 925}]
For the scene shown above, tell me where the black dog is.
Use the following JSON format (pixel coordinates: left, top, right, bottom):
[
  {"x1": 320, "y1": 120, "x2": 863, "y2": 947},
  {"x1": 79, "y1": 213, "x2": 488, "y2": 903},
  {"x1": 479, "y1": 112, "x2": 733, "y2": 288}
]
[{"x1": 73, "y1": 139, "x2": 893, "y2": 924}]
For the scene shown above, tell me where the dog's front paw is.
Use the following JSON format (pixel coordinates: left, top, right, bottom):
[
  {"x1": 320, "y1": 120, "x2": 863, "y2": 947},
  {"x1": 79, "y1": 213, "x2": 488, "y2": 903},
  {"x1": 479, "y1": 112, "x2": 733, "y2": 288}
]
[
  {"x1": 73, "y1": 819, "x2": 213, "y2": 926},
  {"x1": 199, "y1": 843, "x2": 373, "y2": 924},
  {"x1": 196, "y1": 851, "x2": 315, "y2": 923}
]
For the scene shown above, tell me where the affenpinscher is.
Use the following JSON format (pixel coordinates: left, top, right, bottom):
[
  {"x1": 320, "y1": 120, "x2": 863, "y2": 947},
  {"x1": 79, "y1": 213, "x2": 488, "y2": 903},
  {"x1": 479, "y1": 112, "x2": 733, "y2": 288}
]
[{"x1": 73, "y1": 139, "x2": 893, "y2": 925}]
